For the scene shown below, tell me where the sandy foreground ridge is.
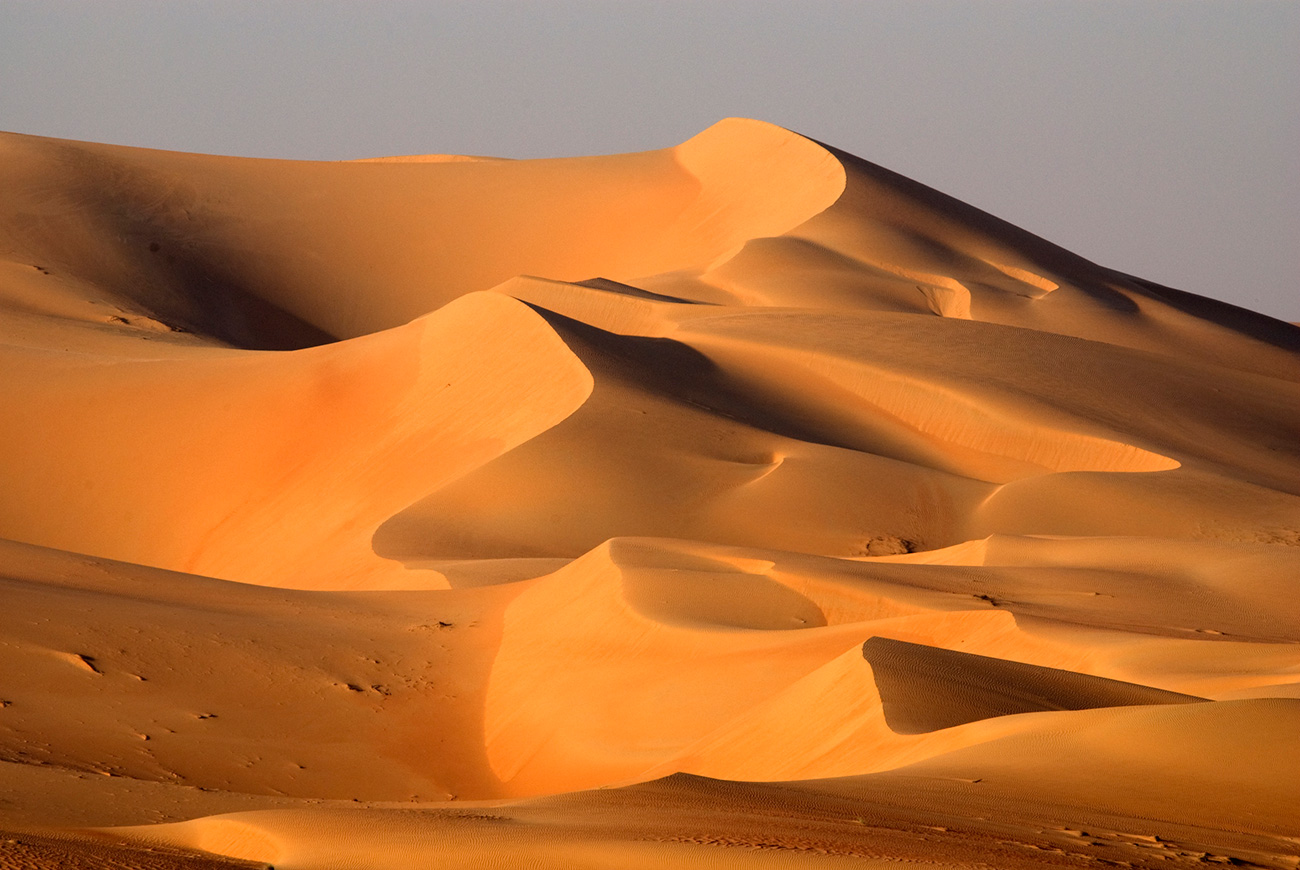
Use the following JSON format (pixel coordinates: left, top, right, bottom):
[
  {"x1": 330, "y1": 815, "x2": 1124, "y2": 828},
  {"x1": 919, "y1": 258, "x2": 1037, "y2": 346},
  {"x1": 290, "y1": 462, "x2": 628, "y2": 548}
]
[{"x1": 0, "y1": 118, "x2": 1297, "y2": 868}]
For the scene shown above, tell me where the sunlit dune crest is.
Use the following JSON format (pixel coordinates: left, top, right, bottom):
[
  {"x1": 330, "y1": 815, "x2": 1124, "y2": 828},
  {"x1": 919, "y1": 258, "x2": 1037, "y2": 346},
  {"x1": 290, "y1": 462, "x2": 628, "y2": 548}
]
[{"x1": 1, "y1": 119, "x2": 1297, "y2": 868}]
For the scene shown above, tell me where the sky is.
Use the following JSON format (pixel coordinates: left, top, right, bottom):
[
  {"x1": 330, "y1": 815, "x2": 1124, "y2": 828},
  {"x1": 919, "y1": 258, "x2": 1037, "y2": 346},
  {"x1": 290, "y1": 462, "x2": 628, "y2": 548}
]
[{"x1": 2, "y1": 0, "x2": 1296, "y2": 321}]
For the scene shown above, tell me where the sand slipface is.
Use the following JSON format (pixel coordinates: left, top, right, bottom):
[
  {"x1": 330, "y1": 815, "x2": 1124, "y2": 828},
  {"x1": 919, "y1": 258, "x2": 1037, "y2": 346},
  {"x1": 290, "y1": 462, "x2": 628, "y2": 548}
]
[{"x1": 1, "y1": 119, "x2": 1298, "y2": 869}]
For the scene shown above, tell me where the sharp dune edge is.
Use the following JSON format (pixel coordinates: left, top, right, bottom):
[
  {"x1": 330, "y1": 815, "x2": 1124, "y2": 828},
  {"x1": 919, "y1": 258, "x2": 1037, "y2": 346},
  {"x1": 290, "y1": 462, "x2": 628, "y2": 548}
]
[{"x1": 0, "y1": 118, "x2": 1297, "y2": 868}]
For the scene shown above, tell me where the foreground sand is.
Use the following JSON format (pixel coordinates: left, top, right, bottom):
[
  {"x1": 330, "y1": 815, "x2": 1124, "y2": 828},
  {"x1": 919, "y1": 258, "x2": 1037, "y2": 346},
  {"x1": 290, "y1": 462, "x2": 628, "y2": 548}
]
[{"x1": 0, "y1": 119, "x2": 1297, "y2": 868}]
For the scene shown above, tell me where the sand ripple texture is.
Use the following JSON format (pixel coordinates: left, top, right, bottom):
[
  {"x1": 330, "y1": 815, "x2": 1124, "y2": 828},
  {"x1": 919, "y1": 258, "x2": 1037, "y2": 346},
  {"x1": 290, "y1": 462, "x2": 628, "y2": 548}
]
[{"x1": 1, "y1": 119, "x2": 1297, "y2": 868}]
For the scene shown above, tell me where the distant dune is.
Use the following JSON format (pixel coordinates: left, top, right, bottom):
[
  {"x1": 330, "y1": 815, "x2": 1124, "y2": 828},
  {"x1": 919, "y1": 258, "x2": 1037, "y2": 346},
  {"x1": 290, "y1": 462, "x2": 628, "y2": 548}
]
[{"x1": 1, "y1": 119, "x2": 1297, "y2": 868}]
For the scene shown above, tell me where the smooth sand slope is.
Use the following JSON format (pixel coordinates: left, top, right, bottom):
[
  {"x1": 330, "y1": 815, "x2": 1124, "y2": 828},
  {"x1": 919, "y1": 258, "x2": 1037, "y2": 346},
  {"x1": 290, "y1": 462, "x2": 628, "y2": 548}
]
[{"x1": 1, "y1": 118, "x2": 1297, "y2": 868}]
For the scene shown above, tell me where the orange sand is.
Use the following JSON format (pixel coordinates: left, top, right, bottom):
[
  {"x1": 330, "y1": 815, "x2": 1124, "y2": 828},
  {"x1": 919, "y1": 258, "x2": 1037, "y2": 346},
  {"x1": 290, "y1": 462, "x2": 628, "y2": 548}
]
[{"x1": 1, "y1": 119, "x2": 1297, "y2": 868}]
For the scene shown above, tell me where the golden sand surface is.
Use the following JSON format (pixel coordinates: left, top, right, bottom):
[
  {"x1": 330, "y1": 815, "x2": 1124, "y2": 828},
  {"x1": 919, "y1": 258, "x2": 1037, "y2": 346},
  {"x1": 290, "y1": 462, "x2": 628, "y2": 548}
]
[{"x1": 0, "y1": 119, "x2": 1297, "y2": 868}]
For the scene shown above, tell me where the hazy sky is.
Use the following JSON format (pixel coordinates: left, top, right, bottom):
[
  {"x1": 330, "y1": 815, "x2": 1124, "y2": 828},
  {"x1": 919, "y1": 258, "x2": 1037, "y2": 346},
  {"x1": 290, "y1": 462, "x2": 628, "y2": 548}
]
[{"x1": 3, "y1": 1, "x2": 1296, "y2": 320}]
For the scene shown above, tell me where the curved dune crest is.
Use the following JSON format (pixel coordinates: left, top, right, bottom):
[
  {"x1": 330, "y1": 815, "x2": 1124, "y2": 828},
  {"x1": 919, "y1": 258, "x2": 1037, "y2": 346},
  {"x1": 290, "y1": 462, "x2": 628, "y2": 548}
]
[
  {"x1": 678, "y1": 318, "x2": 1183, "y2": 481},
  {"x1": 1, "y1": 119, "x2": 1298, "y2": 867},
  {"x1": 671, "y1": 117, "x2": 846, "y2": 270},
  {"x1": 0, "y1": 118, "x2": 845, "y2": 343},
  {"x1": 643, "y1": 632, "x2": 1205, "y2": 785},
  {"x1": 146, "y1": 817, "x2": 283, "y2": 864},
  {"x1": 480, "y1": 539, "x2": 881, "y2": 795},
  {"x1": 0, "y1": 291, "x2": 594, "y2": 589}
]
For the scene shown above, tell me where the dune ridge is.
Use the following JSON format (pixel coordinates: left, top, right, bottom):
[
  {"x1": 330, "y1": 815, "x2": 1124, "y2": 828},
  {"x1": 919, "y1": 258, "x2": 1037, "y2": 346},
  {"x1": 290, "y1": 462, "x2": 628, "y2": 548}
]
[{"x1": 1, "y1": 118, "x2": 1297, "y2": 868}]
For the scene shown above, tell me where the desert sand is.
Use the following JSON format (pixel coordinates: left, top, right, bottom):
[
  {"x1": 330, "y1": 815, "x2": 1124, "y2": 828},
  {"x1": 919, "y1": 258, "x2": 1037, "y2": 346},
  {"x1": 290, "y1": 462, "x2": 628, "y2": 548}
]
[{"x1": 0, "y1": 118, "x2": 1297, "y2": 868}]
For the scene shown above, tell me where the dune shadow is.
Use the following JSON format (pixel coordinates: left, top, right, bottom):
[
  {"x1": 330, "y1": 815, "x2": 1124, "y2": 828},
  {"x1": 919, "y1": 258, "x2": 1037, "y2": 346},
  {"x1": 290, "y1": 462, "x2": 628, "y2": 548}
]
[
  {"x1": 1123, "y1": 274, "x2": 1300, "y2": 355},
  {"x1": 40, "y1": 139, "x2": 340, "y2": 350},
  {"x1": 862, "y1": 636, "x2": 1203, "y2": 735}
]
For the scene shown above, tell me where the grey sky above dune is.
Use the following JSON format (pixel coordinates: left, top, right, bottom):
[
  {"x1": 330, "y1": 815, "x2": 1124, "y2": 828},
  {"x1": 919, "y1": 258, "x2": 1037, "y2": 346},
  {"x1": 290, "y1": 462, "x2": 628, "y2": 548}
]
[{"x1": 2, "y1": 1, "x2": 1296, "y2": 321}]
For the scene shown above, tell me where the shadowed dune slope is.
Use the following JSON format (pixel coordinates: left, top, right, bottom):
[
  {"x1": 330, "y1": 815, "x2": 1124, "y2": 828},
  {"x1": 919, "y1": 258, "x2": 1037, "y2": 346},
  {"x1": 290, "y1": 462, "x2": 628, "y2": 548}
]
[
  {"x1": 1, "y1": 118, "x2": 1298, "y2": 868},
  {"x1": 861, "y1": 636, "x2": 1203, "y2": 734},
  {"x1": 0, "y1": 118, "x2": 842, "y2": 343}
]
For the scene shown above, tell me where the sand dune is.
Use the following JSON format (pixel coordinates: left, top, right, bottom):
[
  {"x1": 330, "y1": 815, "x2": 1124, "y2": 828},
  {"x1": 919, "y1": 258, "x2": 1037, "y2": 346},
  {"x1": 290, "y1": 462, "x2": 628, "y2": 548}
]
[{"x1": 1, "y1": 118, "x2": 1297, "y2": 868}]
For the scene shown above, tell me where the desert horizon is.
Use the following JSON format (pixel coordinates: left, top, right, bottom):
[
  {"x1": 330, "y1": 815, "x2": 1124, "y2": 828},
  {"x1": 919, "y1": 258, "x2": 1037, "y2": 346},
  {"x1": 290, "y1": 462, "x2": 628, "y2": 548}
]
[{"x1": 0, "y1": 117, "x2": 1297, "y2": 869}]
